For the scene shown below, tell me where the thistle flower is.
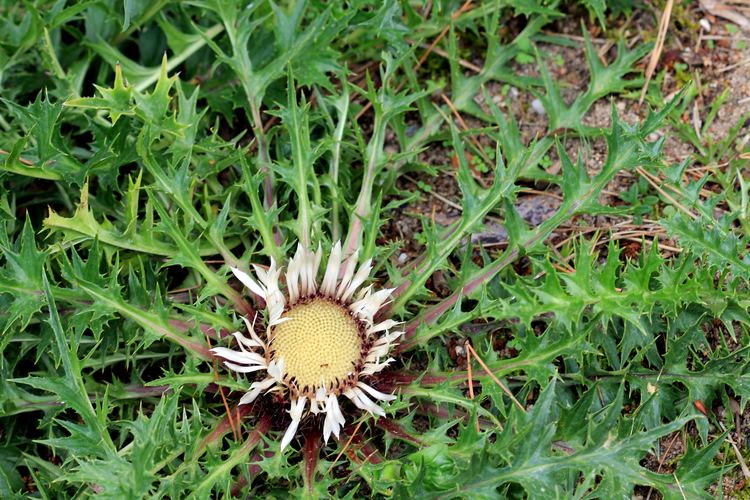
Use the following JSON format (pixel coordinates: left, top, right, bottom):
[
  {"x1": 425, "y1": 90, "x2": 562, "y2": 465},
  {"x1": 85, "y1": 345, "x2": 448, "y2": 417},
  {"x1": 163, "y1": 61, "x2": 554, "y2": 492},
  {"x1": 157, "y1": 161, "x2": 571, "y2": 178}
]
[{"x1": 211, "y1": 242, "x2": 402, "y2": 451}]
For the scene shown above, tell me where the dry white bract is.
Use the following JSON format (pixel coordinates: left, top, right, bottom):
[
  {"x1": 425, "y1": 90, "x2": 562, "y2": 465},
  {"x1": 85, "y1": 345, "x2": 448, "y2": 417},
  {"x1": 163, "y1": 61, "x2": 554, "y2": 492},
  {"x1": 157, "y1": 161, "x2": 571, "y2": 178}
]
[{"x1": 211, "y1": 242, "x2": 402, "y2": 451}]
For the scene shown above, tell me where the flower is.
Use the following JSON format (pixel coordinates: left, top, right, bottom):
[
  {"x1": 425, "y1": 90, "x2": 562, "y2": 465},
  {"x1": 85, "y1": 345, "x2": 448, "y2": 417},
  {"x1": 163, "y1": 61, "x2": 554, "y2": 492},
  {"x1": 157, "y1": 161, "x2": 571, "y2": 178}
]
[{"x1": 211, "y1": 242, "x2": 402, "y2": 451}]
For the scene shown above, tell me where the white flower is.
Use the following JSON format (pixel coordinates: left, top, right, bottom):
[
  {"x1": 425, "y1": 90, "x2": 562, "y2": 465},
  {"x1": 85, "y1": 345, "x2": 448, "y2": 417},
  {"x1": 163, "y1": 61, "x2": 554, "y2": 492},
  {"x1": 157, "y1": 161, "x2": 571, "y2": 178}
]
[{"x1": 211, "y1": 241, "x2": 402, "y2": 451}]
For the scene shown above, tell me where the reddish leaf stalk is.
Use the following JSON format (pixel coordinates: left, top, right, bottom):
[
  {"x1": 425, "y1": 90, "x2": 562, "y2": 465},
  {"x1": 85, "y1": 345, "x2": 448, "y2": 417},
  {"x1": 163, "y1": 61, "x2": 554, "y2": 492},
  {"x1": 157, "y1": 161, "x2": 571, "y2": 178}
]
[
  {"x1": 14, "y1": 384, "x2": 171, "y2": 413},
  {"x1": 231, "y1": 416, "x2": 272, "y2": 476},
  {"x1": 407, "y1": 403, "x2": 497, "y2": 433},
  {"x1": 398, "y1": 240, "x2": 528, "y2": 353},
  {"x1": 382, "y1": 368, "x2": 526, "y2": 390},
  {"x1": 378, "y1": 419, "x2": 425, "y2": 446},
  {"x1": 164, "y1": 330, "x2": 214, "y2": 360},
  {"x1": 247, "y1": 449, "x2": 273, "y2": 483},
  {"x1": 303, "y1": 428, "x2": 322, "y2": 494},
  {"x1": 239, "y1": 415, "x2": 271, "y2": 450},
  {"x1": 359, "y1": 442, "x2": 383, "y2": 464},
  {"x1": 232, "y1": 448, "x2": 273, "y2": 497},
  {"x1": 194, "y1": 404, "x2": 257, "y2": 458},
  {"x1": 379, "y1": 370, "x2": 454, "y2": 387},
  {"x1": 232, "y1": 295, "x2": 257, "y2": 318}
]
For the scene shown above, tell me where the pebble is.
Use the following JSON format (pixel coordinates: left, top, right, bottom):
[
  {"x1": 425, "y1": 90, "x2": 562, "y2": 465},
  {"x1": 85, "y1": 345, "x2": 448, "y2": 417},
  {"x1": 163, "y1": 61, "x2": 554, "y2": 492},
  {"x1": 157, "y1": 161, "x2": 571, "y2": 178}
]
[{"x1": 531, "y1": 98, "x2": 545, "y2": 115}]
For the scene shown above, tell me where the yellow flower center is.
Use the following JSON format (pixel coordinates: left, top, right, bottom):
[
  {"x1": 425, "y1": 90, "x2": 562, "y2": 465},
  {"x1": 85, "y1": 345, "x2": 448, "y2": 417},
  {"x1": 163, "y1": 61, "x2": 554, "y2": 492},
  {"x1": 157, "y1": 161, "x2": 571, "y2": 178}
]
[{"x1": 271, "y1": 298, "x2": 362, "y2": 390}]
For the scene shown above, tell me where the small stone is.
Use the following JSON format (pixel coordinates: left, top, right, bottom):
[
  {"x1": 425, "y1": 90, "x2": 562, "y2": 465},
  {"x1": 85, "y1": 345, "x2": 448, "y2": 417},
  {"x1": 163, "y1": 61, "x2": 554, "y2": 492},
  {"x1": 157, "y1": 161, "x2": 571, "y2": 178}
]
[{"x1": 531, "y1": 98, "x2": 545, "y2": 115}]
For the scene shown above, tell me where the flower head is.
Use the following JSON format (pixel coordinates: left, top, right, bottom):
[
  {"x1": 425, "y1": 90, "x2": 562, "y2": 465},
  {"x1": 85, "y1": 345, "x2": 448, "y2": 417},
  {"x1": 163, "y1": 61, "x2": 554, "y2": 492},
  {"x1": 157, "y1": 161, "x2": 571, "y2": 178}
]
[{"x1": 211, "y1": 242, "x2": 402, "y2": 451}]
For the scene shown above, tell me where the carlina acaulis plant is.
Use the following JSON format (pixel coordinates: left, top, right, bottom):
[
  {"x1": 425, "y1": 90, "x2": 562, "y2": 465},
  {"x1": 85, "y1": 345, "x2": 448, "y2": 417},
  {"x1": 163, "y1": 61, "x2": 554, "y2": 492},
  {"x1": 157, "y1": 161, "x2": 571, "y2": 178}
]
[
  {"x1": 211, "y1": 241, "x2": 402, "y2": 451},
  {"x1": 4, "y1": 0, "x2": 747, "y2": 496}
]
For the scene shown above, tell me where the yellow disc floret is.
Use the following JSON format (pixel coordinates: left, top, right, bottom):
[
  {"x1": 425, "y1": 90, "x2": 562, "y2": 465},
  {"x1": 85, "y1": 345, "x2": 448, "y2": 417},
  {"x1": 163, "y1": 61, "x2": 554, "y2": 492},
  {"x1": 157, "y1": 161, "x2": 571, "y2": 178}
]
[{"x1": 271, "y1": 298, "x2": 362, "y2": 391}]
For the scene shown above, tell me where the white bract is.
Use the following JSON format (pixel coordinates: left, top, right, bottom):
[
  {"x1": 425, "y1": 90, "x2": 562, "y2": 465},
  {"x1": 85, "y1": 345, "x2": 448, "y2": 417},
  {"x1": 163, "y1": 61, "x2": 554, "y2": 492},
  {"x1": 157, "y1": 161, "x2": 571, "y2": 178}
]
[{"x1": 211, "y1": 242, "x2": 402, "y2": 451}]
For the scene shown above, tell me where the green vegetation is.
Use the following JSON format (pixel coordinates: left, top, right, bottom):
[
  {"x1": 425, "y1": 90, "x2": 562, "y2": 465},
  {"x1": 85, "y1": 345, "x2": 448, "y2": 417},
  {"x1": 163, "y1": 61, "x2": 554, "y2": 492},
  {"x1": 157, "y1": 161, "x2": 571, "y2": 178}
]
[{"x1": 1, "y1": 0, "x2": 748, "y2": 497}]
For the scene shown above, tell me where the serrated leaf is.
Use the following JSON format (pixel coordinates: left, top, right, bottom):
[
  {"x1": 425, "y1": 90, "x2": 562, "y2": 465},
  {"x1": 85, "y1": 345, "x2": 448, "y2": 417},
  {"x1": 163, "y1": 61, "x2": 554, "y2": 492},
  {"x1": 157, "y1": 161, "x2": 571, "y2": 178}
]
[
  {"x1": 662, "y1": 213, "x2": 750, "y2": 279},
  {"x1": 0, "y1": 218, "x2": 46, "y2": 349},
  {"x1": 44, "y1": 183, "x2": 183, "y2": 257},
  {"x1": 65, "y1": 63, "x2": 135, "y2": 124}
]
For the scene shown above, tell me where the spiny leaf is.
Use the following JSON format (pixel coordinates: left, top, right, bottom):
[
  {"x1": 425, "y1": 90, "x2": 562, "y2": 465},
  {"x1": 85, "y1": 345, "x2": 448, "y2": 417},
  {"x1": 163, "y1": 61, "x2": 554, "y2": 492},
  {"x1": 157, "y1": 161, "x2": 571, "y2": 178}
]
[
  {"x1": 64, "y1": 63, "x2": 135, "y2": 124},
  {"x1": 0, "y1": 218, "x2": 46, "y2": 349},
  {"x1": 15, "y1": 270, "x2": 116, "y2": 460},
  {"x1": 44, "y1": 183, "x2": 185, "y2": 257},
  {"x1": 662, "y1": 212, "x2": 750, "y2": 279}
]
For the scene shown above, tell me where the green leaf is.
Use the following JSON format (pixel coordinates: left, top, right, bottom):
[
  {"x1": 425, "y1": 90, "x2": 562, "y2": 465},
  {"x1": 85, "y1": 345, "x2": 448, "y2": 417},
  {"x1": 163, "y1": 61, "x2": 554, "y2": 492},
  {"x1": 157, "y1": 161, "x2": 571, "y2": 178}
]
[
  {"x1": 15, "y1": 270, "x2": 116, "y2": 460},
  {"x1": 2, "y1": 91, "x2": 84, "y2": 181},
  {"x1": 44, "y1": 183, "x2": 187, "y2": 257},
  {"x1": 662, "y1": 213, "x2": 750, "y2": 279},
  {"x1": 0, "y1": 218, "x2": 46, "y2": 351},
  {"x1": 64, "y1": 63, "x2": 135, "y2": 124}
]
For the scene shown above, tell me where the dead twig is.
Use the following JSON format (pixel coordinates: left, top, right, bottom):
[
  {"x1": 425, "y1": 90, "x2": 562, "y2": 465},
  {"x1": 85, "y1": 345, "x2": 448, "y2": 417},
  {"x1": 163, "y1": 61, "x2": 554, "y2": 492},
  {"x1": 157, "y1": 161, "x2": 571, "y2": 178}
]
[
  {"x1": 645, "y1": 431, "x2": 681, "y2": 500},
  {"x1": 415, "y1": 41, "x2": 482, "y2": 73},
  {"x1": 717, "y1": 420, "x2": 750, "y2": 480},
  {"x1": 465, "y1": 341, "x2": 481, "y2": 433},
  {"x1": 325, "y1": 418, "x2": 367, "y2": 477},
  {"x1": 640, "y1": 0, "x2": 675, "y2": 104},
  {"x1": 717, "y1": 56, "x2": 750, "y2": 74},
  {"x1": 465, "y1": 341, "x2": 526, "y2": 413},
  {"x1": 204, "y1": 331, "x2": 240, "y2": 441},
  {"x1": 636, "y1": 167, "x2": 698, "y2": 220}
]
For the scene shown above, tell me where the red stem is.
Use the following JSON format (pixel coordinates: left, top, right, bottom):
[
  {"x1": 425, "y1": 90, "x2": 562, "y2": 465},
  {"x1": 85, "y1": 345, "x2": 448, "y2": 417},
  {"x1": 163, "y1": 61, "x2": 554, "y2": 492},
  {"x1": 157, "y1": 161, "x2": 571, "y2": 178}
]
[
  {"x1": 398, "y1": 247, "x2": 520, "y2": 352},
  {"x1": 378, "y1": 419, "x2": 425, "y2": 446},
  {"x1": 227, "y1": 416, "x2": 272, "y2": 496},
  {"x1": 194, "y1": 404, "x2": 256, "y2": 458},
  {"x1": 303, "y1": 428, "x2": 322, "y2": 494},
  {"x1": 336, "y1": 425, "x2": 384, "y2": 465},
  {"x1": 379, "y1": 370, "x2": 453, "y2": 387},
  {"x1": 232, "y1": 447, "x2": 273, "y2": 496}
]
